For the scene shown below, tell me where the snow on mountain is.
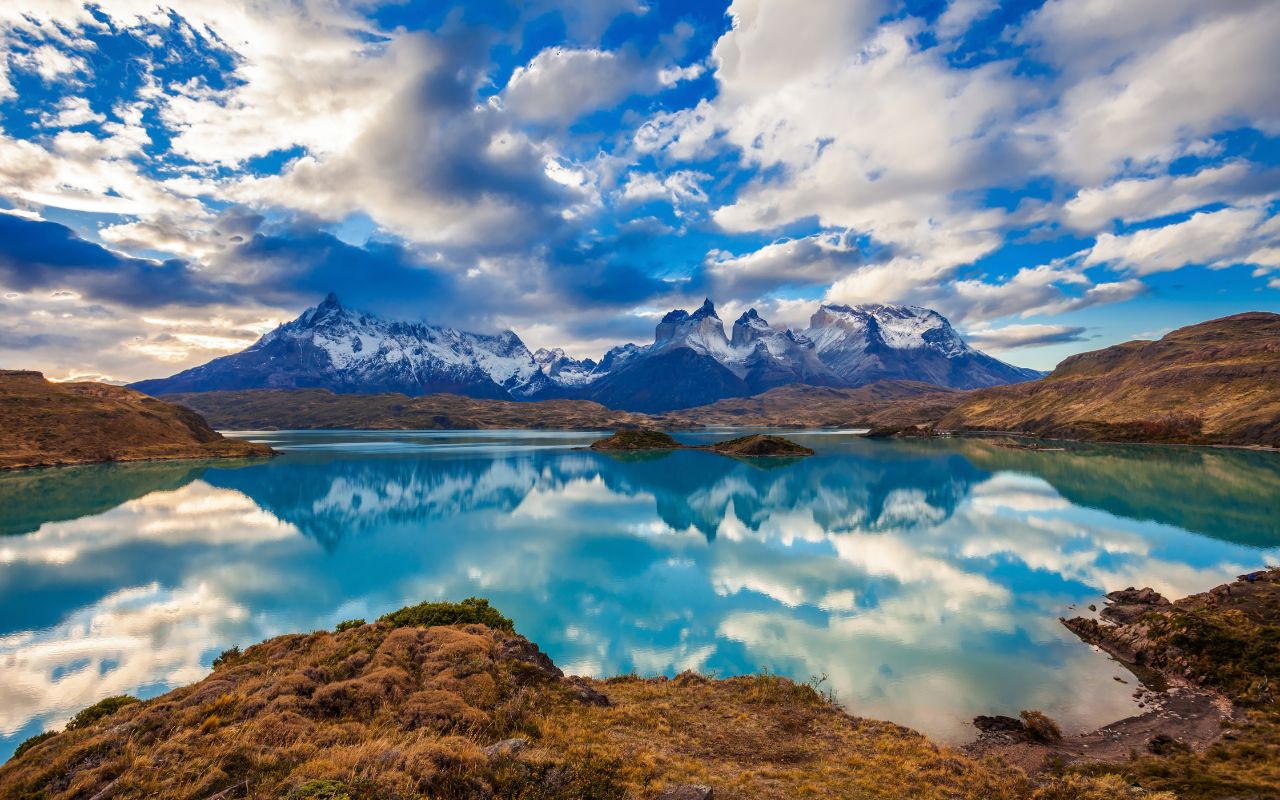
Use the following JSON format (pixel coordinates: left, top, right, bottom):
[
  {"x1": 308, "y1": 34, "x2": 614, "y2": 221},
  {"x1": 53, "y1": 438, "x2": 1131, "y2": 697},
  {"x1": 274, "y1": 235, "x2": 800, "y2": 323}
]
[
  {"x1": 131, "y1": 293, "x2": 1041, "y2": 408},
  {"x1": 131, "y1": 293, "x2": 555, "y2": 399},
  {"x1": 532, "y1": 347, "x2": 601, "y2": 387},
  {"x1": 802, "y1": 303, "x2": 1041, "y2": 389},
  {"x1": 653, "y1": 298, "x2": 738, "y2": 361}
]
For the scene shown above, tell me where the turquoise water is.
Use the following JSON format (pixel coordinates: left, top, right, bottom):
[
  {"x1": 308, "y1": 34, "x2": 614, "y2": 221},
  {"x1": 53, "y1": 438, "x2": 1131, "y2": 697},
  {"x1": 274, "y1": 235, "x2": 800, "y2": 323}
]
[{"x1": 2, "y1": 430, "x2": 1278, "y2": 758}]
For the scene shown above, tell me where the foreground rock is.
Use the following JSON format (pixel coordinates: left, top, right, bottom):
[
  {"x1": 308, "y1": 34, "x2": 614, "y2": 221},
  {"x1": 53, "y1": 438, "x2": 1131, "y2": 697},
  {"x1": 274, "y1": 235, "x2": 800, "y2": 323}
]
[
  {"x1": 1, "y1": 599, "x2": 1157, "y2": 800},
  {"x1": 0, "y1": 371, "x2": 272, "y2": 470}
]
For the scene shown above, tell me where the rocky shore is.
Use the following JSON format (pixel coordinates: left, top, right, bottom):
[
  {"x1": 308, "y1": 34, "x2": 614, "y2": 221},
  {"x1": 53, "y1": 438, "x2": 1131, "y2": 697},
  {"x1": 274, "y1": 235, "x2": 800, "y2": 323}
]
[{"x1": 970, "y1": 568, "x2": 1280, "y2": 796}]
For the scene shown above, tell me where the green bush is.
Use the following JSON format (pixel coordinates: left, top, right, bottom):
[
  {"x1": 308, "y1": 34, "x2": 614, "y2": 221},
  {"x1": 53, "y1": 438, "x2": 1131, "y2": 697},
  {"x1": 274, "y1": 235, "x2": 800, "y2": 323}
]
[
  {"x1": 335, "y1": 618, "x2": 366, "y2": 633},
  {"x1": 10, "y1": 730, "x2": 56, "y2": 760},
  {"x1": 66, "y1": 695, "x2": 139, "y2": 731},
  {"x1": 379, "y1": 597, "x2": 514, "y2": 633}
]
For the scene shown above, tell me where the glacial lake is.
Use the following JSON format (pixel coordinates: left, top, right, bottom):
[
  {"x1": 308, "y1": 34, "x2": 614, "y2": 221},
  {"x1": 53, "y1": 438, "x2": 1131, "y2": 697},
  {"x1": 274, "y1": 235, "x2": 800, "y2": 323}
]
[{"x1": 3, "y1": 429, "x2": 1279, "y2": 759}]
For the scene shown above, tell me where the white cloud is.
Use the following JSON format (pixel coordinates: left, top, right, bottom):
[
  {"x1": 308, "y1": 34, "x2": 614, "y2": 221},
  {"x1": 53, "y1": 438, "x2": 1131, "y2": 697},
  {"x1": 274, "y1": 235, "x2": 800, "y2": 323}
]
[
  {"x1": 37, "y1": 96, "x2": 104, "y2": 128},
  {"x1": 1028, "y1": 2, "x2": 1280, "y2": 183},
  {"x1": 935, "y1": 0, "x2": 998, "y2": 43},
  {"x1": 1085, "y1": 206, "x2": 1280, "y2": 275},
  {"x1": 1062, "y1": 162, "x2": 1280, "y2": 233},
  {"x1": 16, "y1": 43, "x2": 87, "y2": 81}
]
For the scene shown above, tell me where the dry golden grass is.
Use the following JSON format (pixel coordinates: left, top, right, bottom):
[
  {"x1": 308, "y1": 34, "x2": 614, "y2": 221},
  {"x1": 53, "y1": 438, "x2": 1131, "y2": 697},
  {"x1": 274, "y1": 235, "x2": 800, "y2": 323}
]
[
  {"x1": 0, "y1": 603, "x2": 1185, "y2": 800},
  {"x1": 940, "y1": 312, "x2": 1280, "y2": 446}
]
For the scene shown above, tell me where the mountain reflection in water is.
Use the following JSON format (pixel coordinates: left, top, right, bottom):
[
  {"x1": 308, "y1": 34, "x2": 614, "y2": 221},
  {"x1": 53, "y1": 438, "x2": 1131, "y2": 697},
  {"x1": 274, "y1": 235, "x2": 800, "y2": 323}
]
[{"x1": 1, "y1": 430, "x2": 1277, "y2": 758}]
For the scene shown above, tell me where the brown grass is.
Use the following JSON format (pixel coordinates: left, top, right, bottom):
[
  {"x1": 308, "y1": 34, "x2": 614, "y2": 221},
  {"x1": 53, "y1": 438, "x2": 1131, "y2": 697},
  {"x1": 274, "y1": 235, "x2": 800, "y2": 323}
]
[
  {"x1": 0, "y1": 370, "x2": 272, "y2": 469},
  {"x1": 0, "y1": 602, "x2": 1181, "y2": 800}
]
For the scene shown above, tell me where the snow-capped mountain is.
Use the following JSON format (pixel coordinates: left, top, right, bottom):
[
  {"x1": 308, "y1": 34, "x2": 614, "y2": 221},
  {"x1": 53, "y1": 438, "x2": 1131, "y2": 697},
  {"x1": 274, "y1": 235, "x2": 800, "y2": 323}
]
[
  {"x1": 130, "y1": 293, "x2": 554, "y2": 399},
  {"x1": 803, "y1": 303, "x2": 1043, "y2": 389},
  {"x1": 580, "y1": 299, "x2": 1040, "y2": 410},
  {"x1": 532, "y1": 347, "x2": 600, "y2": 388},
  {"x1": 131, "y1": 293, "x2": 1041, "y2": 410}
]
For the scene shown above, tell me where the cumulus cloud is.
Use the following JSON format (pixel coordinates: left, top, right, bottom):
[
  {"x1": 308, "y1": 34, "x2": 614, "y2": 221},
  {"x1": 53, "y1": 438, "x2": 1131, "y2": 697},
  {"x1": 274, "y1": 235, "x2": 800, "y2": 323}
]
[
  {"x1": 1025, "y1": 2, "x2": 1280, "y2": 183},
  {"x1": 700, "y1": 232, "x2": 884, "y2": 301},
  {"x1": 1062, "y1": 162, "x2": 1280, "y2": 233},
  {"x1": 1085, "y1": 206, "x2": 1280, "y2": 275},
  {"x1": 501, "y1": 40, "x2": 700, "y2": 125}
]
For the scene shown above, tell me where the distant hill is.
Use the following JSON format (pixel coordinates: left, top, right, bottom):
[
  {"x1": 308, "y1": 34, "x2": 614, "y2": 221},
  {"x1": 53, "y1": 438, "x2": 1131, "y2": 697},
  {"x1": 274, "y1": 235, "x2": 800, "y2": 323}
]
[
  {"x1": 130, "y1": 293, "x2": 1041, "y2": 412},
  {"x1": 163, "y1": 380, "x2": 956, "y2": 432},
  {"x1": 938, "y1": 312, "x2": 1280, "y2": 446},
  {"x1": 0, "y1": 371, "x2": 272, "y2": 469},
  {"x1": 661, "y1": 381, "x2": 964, "y2": 429}
]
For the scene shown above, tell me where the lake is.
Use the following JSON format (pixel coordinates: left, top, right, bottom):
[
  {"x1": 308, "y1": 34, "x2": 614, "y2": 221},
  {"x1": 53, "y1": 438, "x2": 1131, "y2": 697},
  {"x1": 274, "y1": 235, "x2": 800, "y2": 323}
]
[{"x1": 2, "y1": 429, "x2": 1278, "y2": 759}]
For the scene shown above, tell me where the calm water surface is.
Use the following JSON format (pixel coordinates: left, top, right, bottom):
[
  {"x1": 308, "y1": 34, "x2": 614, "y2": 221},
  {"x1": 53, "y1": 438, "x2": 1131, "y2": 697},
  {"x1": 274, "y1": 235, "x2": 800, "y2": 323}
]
[{"x1": 2, "y1": 430, "x2": 1279, "y2": 758}]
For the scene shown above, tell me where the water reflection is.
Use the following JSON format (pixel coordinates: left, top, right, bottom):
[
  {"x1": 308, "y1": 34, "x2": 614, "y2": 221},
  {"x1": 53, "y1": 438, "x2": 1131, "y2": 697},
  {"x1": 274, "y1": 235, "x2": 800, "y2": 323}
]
[{"x1": 2, "y1": 431, "x2": 1277, "y2": 756}]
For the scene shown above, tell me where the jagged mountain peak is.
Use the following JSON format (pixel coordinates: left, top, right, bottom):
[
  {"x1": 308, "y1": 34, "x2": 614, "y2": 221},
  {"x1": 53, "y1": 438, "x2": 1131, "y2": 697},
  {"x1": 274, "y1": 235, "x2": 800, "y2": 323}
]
[
  {"x1": 132, "y1": 292, "x2": 1041, "y2": 411},
  {"x1": 661, "y1": 297, "x2": 720, "y2": 324}
]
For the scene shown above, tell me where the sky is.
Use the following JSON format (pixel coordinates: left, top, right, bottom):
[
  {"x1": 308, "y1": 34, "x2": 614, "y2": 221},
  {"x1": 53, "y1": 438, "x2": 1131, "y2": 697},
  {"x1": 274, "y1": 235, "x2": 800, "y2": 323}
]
[{"x1": 0, "y1": 0, "x2": 1277, "y2": 382}]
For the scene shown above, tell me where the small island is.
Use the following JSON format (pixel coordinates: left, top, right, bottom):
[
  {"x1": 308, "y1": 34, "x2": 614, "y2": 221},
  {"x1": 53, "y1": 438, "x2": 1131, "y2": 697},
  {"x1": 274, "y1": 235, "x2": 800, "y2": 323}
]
[{"x1": 590, "y1": 429, "x2": 814, "y2": 458}]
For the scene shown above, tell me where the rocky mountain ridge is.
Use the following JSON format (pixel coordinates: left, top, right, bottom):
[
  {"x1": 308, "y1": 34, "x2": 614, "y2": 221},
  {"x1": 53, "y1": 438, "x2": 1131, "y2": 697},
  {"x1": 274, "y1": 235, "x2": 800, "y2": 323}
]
[{"x1": 131, "y1": 294, "x2": 1040, "y2": 411}]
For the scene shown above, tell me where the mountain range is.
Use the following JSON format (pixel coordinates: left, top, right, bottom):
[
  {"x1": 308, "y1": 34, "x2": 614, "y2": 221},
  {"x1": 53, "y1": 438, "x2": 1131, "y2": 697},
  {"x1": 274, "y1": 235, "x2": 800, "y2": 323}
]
[{"x1": 130, "y1": 293, "x2": 1041, "y2": 411}]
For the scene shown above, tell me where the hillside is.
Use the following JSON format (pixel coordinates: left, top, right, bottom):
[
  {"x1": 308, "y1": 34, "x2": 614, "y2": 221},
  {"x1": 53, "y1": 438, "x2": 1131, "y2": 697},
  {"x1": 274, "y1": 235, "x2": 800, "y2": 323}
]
[
  {"x1": 937, "y1": 313, "x2": 1280, "y2": 446},
  {"x1": 662, "y1": 381, "x2": 964, "y2": 428},
  {"x1": 0, "y1": 599, "x2": 1169, "y2": 800},
  {"x1": 163, "y1": 381, "x2": 959, "y2": 431},
  {"x1": 0, "y1": 371, "x2": 272, "y2": 469},
  {"x1": 163, "y1": 388, "x2": 652, "y2": 430}
]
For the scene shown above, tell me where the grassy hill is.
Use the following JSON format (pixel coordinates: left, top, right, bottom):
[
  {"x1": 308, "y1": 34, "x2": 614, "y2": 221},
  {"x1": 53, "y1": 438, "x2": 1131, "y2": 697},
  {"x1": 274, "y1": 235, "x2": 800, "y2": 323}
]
[
  {"x1": 938, "y1": 313, "x2": 1280, "y2": 446},
  {"x1": 0, "y1": 371, "x2": 272, "y2": 469}
]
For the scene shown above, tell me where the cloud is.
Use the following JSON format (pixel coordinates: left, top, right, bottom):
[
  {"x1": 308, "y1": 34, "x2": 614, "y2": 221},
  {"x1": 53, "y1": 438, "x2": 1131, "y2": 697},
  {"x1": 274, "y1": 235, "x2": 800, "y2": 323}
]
[
  {"x1": 0, "y1": 215, "x2": 221, "y2": 308},
  {"x1": 1085, "y1": 206, "x2": 1280, "y2": 275},
  {"x1": 699, "y1": 232, "x2": 884, "y2": 301},
  {"x1": 501, "y1": 42, "x2": 699, "y2": 125},
  {"x1": 963, "y1": 324, "x2": 1090, "y2": 351},
  {"x1": 1062, "y1": 162, "x2": 1280, "y2": 233},
  {"x1": 934, "y1": 0, "x2": 998, "y2": 43},
  {"x1": 1026, "y1": 2, "x2": 1280, "y2": 183},
  {"x1": 37, "y1": 96, "x2": 105, "y2": 128}
]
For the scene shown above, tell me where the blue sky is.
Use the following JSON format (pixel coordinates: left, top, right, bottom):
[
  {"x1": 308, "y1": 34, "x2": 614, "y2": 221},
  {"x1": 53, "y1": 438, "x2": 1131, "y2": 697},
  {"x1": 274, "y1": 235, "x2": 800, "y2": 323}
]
[{"x1": 0, "y1": 0, "x2": 1277, "y2": 381}]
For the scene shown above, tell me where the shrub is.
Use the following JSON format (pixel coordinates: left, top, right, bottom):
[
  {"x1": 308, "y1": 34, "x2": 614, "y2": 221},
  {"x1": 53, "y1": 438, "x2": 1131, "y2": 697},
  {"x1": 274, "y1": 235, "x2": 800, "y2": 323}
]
[
  {"x1": 1147, "y1": 733, "x2": 1191, "y2": 756},
  {"x1": 291, "y1": 779, "x2": 354, "y2": 800},
  {"x1": 379, "y1": 597, "x2": 514, "y2": 633},
  {"x1": 10, "y1": 730, "x2": 56, "y2": 760},
  {"x1": 1020, "y1": 709, "x2": 1063, "y2": 743},
  {"x1": 66, "y1": 695, "x2": 139, "y2": 731},
  {"x1": 212, "y1": 645, "x2": 242, "y2": 670},
  {"x1": 335, "y1": 618, "x2": 365, "y2": 633}
]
